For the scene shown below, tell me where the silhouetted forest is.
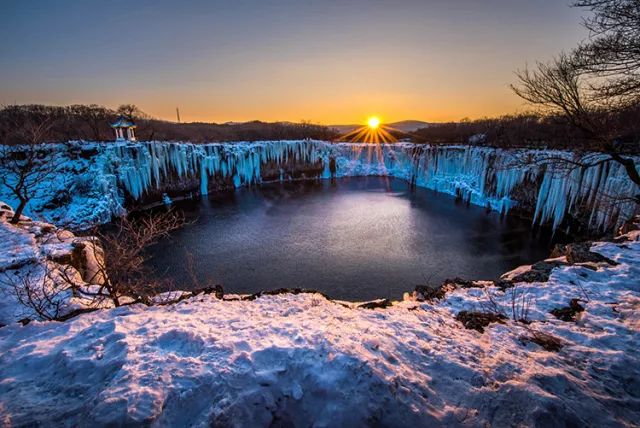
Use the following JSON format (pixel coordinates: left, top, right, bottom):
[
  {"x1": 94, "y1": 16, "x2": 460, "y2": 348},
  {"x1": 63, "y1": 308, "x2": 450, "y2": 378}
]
[
  {"x1": 408, "y1": 104, "x2": 640, "y2": 154},
  {"x1": 0, "y1": 104, "x2": 339, "y2": 144},
  {"x1": 1, "y1": 103, "x2": 638, "y2": 154}
]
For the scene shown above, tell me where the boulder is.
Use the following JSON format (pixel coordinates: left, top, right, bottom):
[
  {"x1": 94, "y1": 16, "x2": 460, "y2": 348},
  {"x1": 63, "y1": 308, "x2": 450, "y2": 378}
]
[
  {"x1": 509, "y1": 260, "x2": 568, "y2": 283},
  {"x1": 551, "y1": 242, "x2": 618, "y2": 265}
]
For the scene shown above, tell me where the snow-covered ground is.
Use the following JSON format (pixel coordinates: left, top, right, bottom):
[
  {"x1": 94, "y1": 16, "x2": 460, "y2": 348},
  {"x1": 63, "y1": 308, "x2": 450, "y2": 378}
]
[{"x1": 0, "y1": 198, "x2": 638, "y2": 425}]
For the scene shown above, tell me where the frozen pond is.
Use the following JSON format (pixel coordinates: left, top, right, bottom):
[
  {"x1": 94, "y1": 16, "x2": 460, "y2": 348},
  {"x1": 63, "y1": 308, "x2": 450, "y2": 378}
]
[{"x1": 146, "y1": 177, "x2": 561, "y2": 300}]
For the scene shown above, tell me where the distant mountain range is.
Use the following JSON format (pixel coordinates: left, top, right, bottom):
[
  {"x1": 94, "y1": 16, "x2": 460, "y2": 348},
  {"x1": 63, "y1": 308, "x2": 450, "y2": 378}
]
[{"x1": 329, "y1": 120, "x2": 431, "y2": 134}]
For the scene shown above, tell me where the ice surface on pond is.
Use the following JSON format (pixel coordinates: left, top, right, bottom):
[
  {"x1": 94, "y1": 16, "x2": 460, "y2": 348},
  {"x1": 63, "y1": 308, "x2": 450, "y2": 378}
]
[{"x1": 0, "y1": 140, "x2": 636, "y2": 231}]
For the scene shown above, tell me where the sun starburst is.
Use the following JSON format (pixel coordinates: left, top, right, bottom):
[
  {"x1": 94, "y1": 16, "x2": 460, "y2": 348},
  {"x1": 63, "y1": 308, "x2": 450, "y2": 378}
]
[{"x1": 367, "y1": 116, "x2": 380, "y2": 129}]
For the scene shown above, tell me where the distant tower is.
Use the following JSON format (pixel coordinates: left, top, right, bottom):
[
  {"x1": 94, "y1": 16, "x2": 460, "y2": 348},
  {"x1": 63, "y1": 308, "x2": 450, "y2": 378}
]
[
  {"x1": 110, "y1": 116, "x2": 137, "y2": 142},
  {"x1": 176, "y1": 107, "x2": 181, "y2": 123}
]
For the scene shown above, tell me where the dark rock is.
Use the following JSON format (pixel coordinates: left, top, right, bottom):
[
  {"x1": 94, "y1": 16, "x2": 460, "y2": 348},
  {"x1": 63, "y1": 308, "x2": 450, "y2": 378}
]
[
  {"x1": 521, "y1": 330, "x2": 563, "y2": 352},
  {"x1": 48, "y1": 252, "x2": 73, "y2": 266},
  {"x1": 551, "y1": 242, "x2": 618, "y2": 265},
  {"x1": 549, "y1": 243, "x2": 568, "y2": 258},
  {"x1": 443, "y1": 277, "x2": 482, "y2": 288},
  {"x1": 43, "y1": 190, "x2": 72, "y2": 210},
  {"x1": 40, "y1": 225, "x2": 55, "y2": 234},
  {"x1": 413, "y1": 284, "x2": 450, "y2": 301},
  {"x1": 48, "y1": 241, "x2": 93, "y2": 281},
  {"x1": 550, "y1": 299, "x2": 585, "y2": 322},
  {"x1": 455, "y1": 311, "x2": 506, "y2": 333},
  {"x1": 566, "y1": 242, "x2": 618, "y2": 265},
  {"x1": 18, "y1": 318, "x2": 31, "y2": 326},
  {"x1": 192, "y1": 284, "x2": 224, "y2": 300},
  {"x1": 494, "y1": 279, "x2": 514, "y2": 291},
  {"x1": 56, "y1": 307, "x2": 99, "y2": 321},
  {"x1": 412, "y1": 278, "x2": 474, "y2": 301},
  {"x1": 79, "y1": 147, "x2": 99, "y2": 159},
  {"x1": 510, "y1": 260, "x2": 567, "y2": 283},
  {"x1": 329, "y1": 157, "x2": 337, "y2": 175},
  {"x1": 356, "y1": 299, "x2": 392, "y2": 310},
  {"x1": 618, "y1": 216, "x2": 640, "y2": 235}
]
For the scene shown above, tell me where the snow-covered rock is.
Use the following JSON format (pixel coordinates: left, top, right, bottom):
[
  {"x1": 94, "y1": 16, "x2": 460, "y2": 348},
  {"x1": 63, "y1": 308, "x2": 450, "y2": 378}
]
[{"x1": 0, "y1": 204, "x2": 110, "y2": 324}]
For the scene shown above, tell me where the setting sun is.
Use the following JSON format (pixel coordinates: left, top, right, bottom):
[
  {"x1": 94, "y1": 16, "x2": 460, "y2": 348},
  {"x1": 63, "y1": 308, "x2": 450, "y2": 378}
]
[{"x1": 367, "y1": 116, "x2": 380, "y2": 129}]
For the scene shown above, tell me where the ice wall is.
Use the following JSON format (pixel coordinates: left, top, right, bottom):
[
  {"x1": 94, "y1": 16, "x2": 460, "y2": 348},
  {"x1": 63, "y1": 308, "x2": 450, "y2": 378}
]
[
  {"x1": 1, "y1": 140, "x2": 634, "y2": 231},
  {"x1": 107, "y1": 141, "x2": 638, "y2": 232}
]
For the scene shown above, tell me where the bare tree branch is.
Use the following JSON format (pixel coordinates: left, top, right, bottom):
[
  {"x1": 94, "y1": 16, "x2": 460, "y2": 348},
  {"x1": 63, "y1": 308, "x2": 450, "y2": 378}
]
[{"x1": 0, "y1": 117, "x2": 60, "y2": 223}]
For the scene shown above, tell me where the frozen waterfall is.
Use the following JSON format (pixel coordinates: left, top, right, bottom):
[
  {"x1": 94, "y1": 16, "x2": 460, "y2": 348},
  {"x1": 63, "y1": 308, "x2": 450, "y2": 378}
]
[{"x1": 106, "y1": 140, "x2": 638, "y2": 232}]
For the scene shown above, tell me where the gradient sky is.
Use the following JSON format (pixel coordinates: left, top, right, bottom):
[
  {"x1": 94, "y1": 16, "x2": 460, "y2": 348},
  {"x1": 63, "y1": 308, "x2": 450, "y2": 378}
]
[{"x1": 0, "y1": 0, "x2": 588, "y2": 124}]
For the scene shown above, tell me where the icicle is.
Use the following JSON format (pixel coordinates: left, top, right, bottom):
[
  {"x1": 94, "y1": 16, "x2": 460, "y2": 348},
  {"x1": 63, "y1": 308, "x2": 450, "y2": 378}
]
[{"x1": 106, "y1": 141, "x2": 638, "y2": 231}]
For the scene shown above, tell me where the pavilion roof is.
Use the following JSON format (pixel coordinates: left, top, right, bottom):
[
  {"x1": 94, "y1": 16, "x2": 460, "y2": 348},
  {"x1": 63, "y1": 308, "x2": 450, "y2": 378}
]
[{"x1": 110, "y1": 116, "x2": 137, "y2": 128}]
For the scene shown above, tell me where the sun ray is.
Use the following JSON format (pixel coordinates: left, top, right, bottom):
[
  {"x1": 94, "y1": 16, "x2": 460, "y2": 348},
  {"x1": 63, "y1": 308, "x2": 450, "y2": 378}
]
[{"x1": 342, "y1": 116, "x2": 399, "y2": 146}]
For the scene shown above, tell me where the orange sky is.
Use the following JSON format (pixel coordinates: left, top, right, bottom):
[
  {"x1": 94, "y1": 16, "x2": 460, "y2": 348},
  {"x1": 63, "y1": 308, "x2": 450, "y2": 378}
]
[{"x1": 1, "y1": 1, "x2": 588, "y2": 125}]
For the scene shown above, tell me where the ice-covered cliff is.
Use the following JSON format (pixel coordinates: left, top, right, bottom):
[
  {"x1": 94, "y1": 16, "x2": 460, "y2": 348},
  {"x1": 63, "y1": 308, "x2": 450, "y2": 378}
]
[
  {"x1": 0, "y1": 140, "x2": 637, "y2": 232},
  {"x1": 110, "y1": 141, "x2": 638, "y2": 232}
]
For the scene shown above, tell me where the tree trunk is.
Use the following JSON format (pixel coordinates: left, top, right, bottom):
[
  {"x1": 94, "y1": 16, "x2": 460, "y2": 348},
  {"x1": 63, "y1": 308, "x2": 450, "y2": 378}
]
[{"x1": 10, "y1": 199, "x2": 27, "y2": 224}]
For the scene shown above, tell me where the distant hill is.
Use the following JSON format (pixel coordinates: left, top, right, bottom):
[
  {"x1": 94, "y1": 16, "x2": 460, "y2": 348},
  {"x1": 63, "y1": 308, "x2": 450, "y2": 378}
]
[{"x1": 329, "y1": 120, "x2": 431, "y2": 134}]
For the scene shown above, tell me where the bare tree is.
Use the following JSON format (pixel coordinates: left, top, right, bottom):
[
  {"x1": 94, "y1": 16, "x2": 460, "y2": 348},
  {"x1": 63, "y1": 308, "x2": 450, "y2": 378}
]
[
  {"x1": 116, "y1": 104, "x2": 149, "y2": 120},
  {"x1": 0, "y1": 118, "x2": 58, "y2": 223},
  {"x1": 89, "y1": 210, "x2": 184, "y2": 306},
  {"x1": 573, "y1": 0, "x2": 640, "y2": 104},
  {"x1": 67, "y1": 104, "x2": 114, "y2": 140},
  {"x1": 3, "y1": 211, "x2": 186, "y2": 321},
  {"x1": 511, "y1": 0, "x2": 640, "y2": 200},
  {"x1": 2, "y1": 263, "x2": 67, "y2": 321}
]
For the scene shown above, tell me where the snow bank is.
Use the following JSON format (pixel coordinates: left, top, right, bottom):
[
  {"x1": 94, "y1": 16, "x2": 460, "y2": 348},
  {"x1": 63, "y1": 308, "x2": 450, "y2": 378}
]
[
  {"x1": 0, "y1": 222, "x2": 638, "y2": 426},
  {"x1": 0, "y1": 204, "x2": 111, "y2": 324},
  {"x1": 1, "y1": 141, "x2": 637, "y2": 232}
]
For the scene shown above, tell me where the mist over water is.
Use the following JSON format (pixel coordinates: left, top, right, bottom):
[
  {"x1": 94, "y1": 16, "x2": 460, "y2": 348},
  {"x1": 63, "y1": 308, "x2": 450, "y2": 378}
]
[{"x1": 147, "y1": 177, "x2": 562, "y2": 301}]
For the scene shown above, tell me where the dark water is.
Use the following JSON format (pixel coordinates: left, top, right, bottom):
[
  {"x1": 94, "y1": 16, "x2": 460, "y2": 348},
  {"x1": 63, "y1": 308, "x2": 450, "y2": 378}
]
[{"x1": 147, "y1": 177, "x2": 562, "y2": 301}]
